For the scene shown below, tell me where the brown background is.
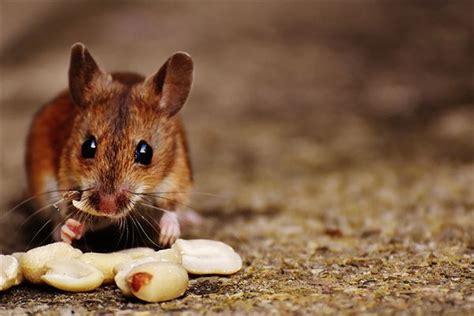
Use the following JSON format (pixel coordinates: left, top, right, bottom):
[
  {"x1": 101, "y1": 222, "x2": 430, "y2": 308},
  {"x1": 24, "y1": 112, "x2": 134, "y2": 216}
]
[{"x1": 1, "y1": 1, "x2": 473, "y2": 314}]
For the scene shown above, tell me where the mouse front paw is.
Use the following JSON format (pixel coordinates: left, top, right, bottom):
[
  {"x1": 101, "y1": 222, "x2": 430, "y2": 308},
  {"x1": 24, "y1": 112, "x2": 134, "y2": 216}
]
[
  {"x1": 159, "y1": 212, "x2": 180, "y2": 246},
  {"x1": 57, "y1": 218, "x2": 84, "y2": 244}
]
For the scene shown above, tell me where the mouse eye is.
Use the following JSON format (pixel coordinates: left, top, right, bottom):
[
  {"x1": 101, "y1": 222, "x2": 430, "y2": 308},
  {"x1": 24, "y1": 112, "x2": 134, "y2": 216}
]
[
  {"x1": 81, "y1": 136, "x2": 97, "y2": 159},
  {"x1": 135, "y1": 141, "x2": 153, "y2": 165}
]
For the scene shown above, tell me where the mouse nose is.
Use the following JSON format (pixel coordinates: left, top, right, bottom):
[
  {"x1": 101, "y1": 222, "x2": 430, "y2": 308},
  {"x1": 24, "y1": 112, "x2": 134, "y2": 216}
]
[{"x1": 98, "y1": 194, "x2": 117, "y2": 215}]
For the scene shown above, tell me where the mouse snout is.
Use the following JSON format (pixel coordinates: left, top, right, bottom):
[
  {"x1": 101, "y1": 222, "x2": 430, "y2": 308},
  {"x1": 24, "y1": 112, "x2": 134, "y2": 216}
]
[
  {"x1": 98, "y1": 194, "x2": 118, "y2": 215},
  {"x1": 84, "y1": 185, "x2": 130, "y2": 216}
]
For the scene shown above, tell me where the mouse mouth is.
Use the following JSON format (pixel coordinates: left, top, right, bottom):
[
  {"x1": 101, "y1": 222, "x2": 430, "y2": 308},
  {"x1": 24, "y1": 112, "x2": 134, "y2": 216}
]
[
  {"x1": 72, "y1": 199, "x2": 104, "y2": 217},
  {"x1": 71, "y1": 196, "x2": 134, "y2": 219}
]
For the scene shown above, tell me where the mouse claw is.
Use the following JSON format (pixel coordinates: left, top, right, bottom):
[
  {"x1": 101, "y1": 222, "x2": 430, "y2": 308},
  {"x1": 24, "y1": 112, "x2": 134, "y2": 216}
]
[
  {"x1": 159, "y1": 212, "x2": 180, "y2": 246},
  {"x1": 59, "y1": 219, "x2": 84, "y2": 244}
]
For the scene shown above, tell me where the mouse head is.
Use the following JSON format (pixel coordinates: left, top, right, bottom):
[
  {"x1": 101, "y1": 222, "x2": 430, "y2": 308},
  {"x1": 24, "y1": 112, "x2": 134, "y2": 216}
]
[{"x1": 60, "y1": 43, "x2": 193, "y2": 218}]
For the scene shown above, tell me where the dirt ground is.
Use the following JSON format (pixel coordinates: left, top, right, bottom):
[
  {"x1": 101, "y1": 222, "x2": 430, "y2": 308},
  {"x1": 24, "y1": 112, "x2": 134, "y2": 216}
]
[{"x1": 1, "y1": 1, "x2": 473, "y2": 314}]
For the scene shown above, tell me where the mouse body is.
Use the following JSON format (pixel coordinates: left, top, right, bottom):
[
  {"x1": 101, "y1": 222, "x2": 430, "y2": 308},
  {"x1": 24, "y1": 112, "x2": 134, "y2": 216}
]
[{"x1": 25, "y1": 43, "x2": 194, "y2": 247}]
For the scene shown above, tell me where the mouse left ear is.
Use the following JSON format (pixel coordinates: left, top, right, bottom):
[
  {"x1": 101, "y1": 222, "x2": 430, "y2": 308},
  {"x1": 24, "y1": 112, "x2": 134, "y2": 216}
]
[
  {"x1": 144, "y1": 52, "x2": 194, "y2": 116},
  {"x1": 69, "y1": 43, "x2": 111, "y2": 107}
]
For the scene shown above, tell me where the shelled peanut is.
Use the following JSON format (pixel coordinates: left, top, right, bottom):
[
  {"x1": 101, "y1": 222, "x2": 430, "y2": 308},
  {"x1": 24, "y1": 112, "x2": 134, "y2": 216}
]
[{"x1": 1, "y1": 239, "x2": 243, "y2": 303}]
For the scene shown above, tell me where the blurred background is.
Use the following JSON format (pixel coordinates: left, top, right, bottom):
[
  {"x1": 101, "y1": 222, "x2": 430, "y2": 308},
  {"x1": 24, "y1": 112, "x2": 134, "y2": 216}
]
[
  {"x1": 0, "y1": 1, "x2": 473, "y2": 313},
  {"x1": 1, "y1": 0, "x2": 473, "y2": 251}
]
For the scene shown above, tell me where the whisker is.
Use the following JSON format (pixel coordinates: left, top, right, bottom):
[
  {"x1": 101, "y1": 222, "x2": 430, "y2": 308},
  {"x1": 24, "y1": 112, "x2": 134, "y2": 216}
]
[
  {"x1": 90, "y1": 214, "x2": 96, "y2": 233},
  {"x1": 61, "y1": 208, "x2": 83, "y2": 241},
  {"x1": 129, "y1": 192, "x2": 198, "y2": 213},
  {"x1": 128, "y1": 190, "x2": 225, "y2": 198},
  {"x1": 20, "y1": 199, "x2": 64, "y2": 226},
  {"x1": 81, "y1": 213, "x2": 92, "y2": 252},
  {"x1": 0, "y1": 192, "x2": 62, "y2": 223},
  {"x1": 138, "y1": 201, "x2": 172, "y2": 214},
  {"x1": 121, "y1": 211, "x2": 133, "y2": 248},
  {"x1": 131, "y1": 214, "x2": 145, "y2": 248},
  {"x1": 130, "y1": 213, "x2": 149, "y2": 247},
  {"x1": 85, "y1": 213, "x2": 94, "y2": 236},
  {"x1": 125, "y1": 214, "x2": 131, "y2": 248},
  {"x1": 77, "y1": 212, "x2": 85, "y2": 230},
  {"x1": 1, "y1": 187, "x2": 95, "y2": 223},
  {"x1": 26, "y1": 218, "x2": 53, "y2": 249},
  {"x1": 116, "y1": 217, "x2": 125, "y2": 250},
  {"x1": 130, "y1": 214, "x2": 139, "y2": 248},
  {"x1": 43, "y1": 221, "x2": 64, "y2": 247},
  {"x1": 42, "y1": 206, "x2": 79, "y2": 247},
  {"x1": 130, "y1": 212, "x2": 160, "y2": 248},
  {"x1": 32, "y1": 202, "x2": 87, "y2": 249},
  {"x1": 120, "y1": 202, "x2": 136, "y2": 248},
  {"x1": 135, "y1": 205, "x2": 162, "y2": 236}
]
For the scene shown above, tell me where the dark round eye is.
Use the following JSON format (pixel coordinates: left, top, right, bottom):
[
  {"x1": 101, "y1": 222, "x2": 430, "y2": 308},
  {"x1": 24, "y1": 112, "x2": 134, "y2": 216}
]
[
  {"x1": 135, "y1": 141, "x2": 153, "y2": 165},
  {"x1": 81, "y1": 136, "x2": 97, "y2": 159}
]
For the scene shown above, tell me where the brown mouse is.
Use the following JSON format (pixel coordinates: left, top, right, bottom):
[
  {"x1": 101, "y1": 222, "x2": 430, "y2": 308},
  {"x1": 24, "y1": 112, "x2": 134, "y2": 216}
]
[{"x1": 25, "y1": 43, "x2": 194, "y2": 247}]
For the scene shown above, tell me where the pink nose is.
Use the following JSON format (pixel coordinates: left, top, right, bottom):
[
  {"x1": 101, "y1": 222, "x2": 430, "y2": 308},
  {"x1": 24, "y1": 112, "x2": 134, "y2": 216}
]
[{"x1": 98, "y1": 194, "x2": 117, "y2": 214}]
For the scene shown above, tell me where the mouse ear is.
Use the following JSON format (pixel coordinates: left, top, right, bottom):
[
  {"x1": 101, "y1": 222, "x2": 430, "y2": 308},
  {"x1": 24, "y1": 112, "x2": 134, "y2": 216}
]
[
  {"x1": 144, "y1": 52, "x2": 193, "y2": 116},
  {"x1": 69, "y1": 43, "x2": 110, "y2": 107}
]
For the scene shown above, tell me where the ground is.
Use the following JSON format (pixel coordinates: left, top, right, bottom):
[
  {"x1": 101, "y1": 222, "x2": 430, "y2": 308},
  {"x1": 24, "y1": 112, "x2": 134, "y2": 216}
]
[{"x1": 1, "y1": 1, "x2": 473, "y2": 314}]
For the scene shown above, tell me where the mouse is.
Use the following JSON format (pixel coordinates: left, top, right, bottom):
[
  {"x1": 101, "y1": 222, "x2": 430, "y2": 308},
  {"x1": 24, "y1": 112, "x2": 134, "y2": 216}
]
[{"x1": 25, "y1": 43, "x2": 194, "y2": 247}]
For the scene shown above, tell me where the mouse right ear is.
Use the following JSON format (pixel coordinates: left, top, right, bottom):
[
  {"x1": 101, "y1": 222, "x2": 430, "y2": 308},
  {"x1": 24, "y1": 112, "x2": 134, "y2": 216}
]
[
  {"x1": 144, "y1": 52, "x2": 194, "y2": 117},
  {"x1": 69, "y1": 43, "x2": 110, "y2": 107}
]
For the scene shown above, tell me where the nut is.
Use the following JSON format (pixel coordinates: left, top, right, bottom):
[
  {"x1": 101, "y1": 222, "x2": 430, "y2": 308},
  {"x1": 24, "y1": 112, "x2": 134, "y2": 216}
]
[
  {"x1": 118, "y1": 247, "x2": 156, "y2": 259},
  {"x1": 114, "y1": 256, "x2": 161, "y2": 296},
  {"x1": 41, "y1": 258, "x2": 104, "y2": 292},
  {"x1": 126, "y1": 262, "x2": 188, "y2": 302},
  {"x1": 72, "y1": 199, "x2": 101, "y2": 216},
  {"x1": 11, "y1": 252, "x2": 25, "y2": 261},
  {"x1": 151, "y1": 248, "x2": 182, "y2": 264},
  {"x1": 0, "y1": 255, "x2": 23, "y2": 291},
  {"x1": 80, "y1": 252, "x2": 131, "y2": 284},
  {"x1": 172, "y1": 239, "x2": 242, "y2": 275},
  {"x1": 113, "y1": 248, "x2": 182, "y2": 296},
  {"x1": 20, "y1": 242, "x2": 82, "y2": 284}
]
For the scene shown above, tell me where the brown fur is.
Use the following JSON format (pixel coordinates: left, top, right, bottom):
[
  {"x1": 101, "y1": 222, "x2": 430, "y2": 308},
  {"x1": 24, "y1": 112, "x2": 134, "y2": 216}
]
[{"x1": 25, "y1": 44, "x2": 193, "y2": 244}]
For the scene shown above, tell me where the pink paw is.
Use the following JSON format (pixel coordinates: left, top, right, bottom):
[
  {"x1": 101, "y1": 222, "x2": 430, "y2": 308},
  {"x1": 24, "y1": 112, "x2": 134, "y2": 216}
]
[
  {"x1": 159, "y1": 212, "x2": 180, "y2": 246},
  {"x1": 59, "y1": 219, "x2": 84, "y2": 244},
  {"x1": 177, "y1": 210, "x2": 203, "y2": 229}
]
